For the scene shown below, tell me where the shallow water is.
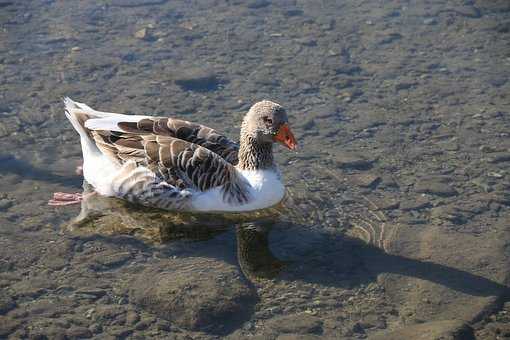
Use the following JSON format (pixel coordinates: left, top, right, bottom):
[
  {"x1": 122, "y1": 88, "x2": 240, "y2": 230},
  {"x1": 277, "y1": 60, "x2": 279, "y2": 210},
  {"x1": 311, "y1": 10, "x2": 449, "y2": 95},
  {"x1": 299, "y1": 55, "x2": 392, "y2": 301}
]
[{"x1": 1, "y1": 1, "x2": 510, "y2": 339}]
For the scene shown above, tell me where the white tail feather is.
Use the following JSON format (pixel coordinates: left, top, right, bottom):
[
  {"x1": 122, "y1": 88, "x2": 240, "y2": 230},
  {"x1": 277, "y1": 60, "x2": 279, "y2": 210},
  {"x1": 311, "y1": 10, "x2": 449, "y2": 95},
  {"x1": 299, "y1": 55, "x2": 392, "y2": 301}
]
[
  {"x1": 64, "y1": 97, "x2": 117, "y2": 118},
  {"x1": 64, "y1": 97, "x2": 147, "y2": 133},
  {"x1": 85, "y1": 115, "x2": 147, "y2": 132}
]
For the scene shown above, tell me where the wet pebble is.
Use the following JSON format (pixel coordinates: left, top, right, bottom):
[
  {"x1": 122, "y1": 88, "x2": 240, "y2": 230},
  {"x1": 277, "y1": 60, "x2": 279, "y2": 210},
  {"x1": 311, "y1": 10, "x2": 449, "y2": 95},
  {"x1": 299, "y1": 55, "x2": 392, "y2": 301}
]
[
  {"x1": 277, "y1": 335, "x2": 322, "y2": 340},
  {"x1": 125, "y1": 310, "x2": 140, "y2": 325},
  {"x1": 349, "y1": 173, "x2": 381, "y2": 188},
  {"x1": 66, "y1": 326, "x2": 92, "y2": 339},
  {"x1": 88, "y1": 323, "x2": 102, "y2": 334},
  {"x1": 107, "y1": 326, "x2": 133, "y2": 338},
  {"x1": 0, "y1": 198, "x2": 13, "y2": 211},
  {"x1": 423, "y1": 17, "x2": 437, "y2": 25},
  {"x1": 334, "y1": 152, "x2": 375, "y2": 170},
  {"x1": 266, "y1": 314, "x2": 323, "y2": 335},
  {"x1": 431, "y1": 205, "x2": 469, "y2": 225},
  {"x1": 400, "y1": 196, "x2": 431, "y2": 211},
  {"x1": 174, "y1": 69, "x2": 221, "y2": 92},
  {"x1": 134, "y1": 28, "x2": 150, "y2": 40},
  {"x1": 0, "y1": 294, "x2": 15, "y2": 314},
  {"x1": 246, "y1": 0, "x2": 271, "y2": 9},
  {"x1": 452, "y1": 5, "x2": 481, "y2": 19},
  {"x1": 111, "y1": 0, "x2": 167, "y2": 7},
  {"x1": 414, "y1": 177, "x2": 458, "y2": 197},
  {"x1": 486, "y1": 152, "x2": 510, "y2": 164},
  {"x1": 92, "y1": 252, "x2": 133, "y2": 269}
]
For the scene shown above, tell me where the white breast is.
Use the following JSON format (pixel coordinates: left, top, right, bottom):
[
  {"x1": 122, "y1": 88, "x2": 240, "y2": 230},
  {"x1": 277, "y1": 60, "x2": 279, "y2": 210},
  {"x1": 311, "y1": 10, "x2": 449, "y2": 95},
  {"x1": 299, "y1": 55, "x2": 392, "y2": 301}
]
[{"x1": 191, "y1": 169, "x2": 285, "y2": 212}]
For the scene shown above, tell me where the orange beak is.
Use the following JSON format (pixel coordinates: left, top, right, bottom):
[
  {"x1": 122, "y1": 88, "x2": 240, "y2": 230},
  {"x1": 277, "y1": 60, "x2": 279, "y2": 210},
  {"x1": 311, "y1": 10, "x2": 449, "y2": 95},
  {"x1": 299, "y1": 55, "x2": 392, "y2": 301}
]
[{"x1": 273, "y1": 123, "x2": 297, "y2": 150}]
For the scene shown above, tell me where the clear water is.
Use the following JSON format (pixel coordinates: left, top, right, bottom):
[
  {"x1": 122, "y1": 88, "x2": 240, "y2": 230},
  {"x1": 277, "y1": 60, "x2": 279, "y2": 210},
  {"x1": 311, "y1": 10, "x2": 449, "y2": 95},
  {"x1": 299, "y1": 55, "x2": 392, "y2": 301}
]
[{"x1": 1, "y1": 1, "x2": 509, "y2": 338}]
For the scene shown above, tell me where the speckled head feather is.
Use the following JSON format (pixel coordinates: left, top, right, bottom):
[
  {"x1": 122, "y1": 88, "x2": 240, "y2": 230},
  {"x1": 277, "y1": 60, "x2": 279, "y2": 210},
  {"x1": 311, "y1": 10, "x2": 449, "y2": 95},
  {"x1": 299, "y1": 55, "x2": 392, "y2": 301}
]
[
  {"x1": 241, "y1": 100, "x2": 288, "y2": 143},
  {"x1": 238, "y1": 100, "x2": 291, "y2": 170}
]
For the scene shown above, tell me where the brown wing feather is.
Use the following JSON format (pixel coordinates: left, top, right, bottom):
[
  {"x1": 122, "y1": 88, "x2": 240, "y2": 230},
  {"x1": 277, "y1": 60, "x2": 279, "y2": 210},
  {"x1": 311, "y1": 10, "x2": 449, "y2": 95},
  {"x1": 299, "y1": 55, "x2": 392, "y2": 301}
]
[
  {"x1": 90, "y1": 129, "x2": 249, "y2": 204},
  {"x1": 117, "y1": 117, "x2": 239, "y2": 165}
]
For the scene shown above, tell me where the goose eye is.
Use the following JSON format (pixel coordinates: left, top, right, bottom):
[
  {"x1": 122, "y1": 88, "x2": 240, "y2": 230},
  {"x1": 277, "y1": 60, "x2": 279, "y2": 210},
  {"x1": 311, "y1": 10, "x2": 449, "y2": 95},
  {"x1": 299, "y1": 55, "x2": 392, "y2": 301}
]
[{"x1": 262, "y1": 116, "x2": 273, "y2": 124}]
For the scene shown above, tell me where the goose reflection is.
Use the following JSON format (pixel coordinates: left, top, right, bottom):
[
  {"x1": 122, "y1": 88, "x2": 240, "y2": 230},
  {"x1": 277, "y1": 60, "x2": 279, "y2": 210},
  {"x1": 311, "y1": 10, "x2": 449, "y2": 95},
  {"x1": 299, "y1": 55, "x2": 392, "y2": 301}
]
[{"x1": 65, "y1": 181, "x2": 286, "y2": 280}]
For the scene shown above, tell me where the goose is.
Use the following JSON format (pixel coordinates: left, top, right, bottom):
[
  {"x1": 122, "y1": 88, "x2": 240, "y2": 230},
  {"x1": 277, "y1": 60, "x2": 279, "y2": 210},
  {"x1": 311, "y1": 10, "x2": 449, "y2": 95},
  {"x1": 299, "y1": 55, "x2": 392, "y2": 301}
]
[{"x1": 49, "y1": 98, "x2": 297, "y2": 212}]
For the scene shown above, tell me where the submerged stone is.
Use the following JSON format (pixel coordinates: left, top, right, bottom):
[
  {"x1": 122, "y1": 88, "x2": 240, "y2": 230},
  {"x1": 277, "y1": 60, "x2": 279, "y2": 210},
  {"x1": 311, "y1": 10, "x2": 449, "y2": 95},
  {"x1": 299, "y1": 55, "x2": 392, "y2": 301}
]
[
  {"x1": 128, "y1": 258, "x2": 257, "y2": 334},
  {"x1": 110, "y1": 0, "x2": 167, "y2": 7}
]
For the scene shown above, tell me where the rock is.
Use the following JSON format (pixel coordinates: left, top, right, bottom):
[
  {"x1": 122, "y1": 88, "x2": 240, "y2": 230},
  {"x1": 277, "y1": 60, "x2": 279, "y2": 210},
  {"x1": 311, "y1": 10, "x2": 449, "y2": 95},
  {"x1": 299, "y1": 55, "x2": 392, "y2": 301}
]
[
  {"x1": 452, "y1": 6, "x2": 481, "y2": 18},
  {"x1": 488, "y1": 74, "x2": 507, "y2": 87},
  {"x1": 334, "y1": 152, "x2": 375, "y2": 170},
  {"x1": 368, "y1": 320, "x2": 473, "y2": 340},
  {"x1": 284, "y1": 9, "x2": 304, "y2": 17},
  {"x1": 73, "y1": 288, "x2": 107, "y2": 300},
  {"x1": 174, "y1": 69, "x2": 221, "y2": 92},
  {"x1": 295, "y1": 37, "x2": 317, "y2": 47},
  {"x1": 490, "y1": 191, "x2": 510, "y2": 206},
  {"x1": 487, "y1": 322, "x2": 510, "y2": 337},
  {"x1": 351, "y1": 322, "x2": 365, "y2": 334},
  {"x1": 0, "y1": 199, "x2": 13, "y2": 211},
  {"x1": 431, "y1": 205, "x2": 471, "y2": 225},
  {"x1": 266, "y1": 314, "x2": 323, "y2": 335},
  {"x1": 128, "y1": 258, "x2": 257, "y2": 334},
  {"x1": 94, "y1": 305, "x2": 126, "y2": 323},
  {"x1": 377, "y1": 31, "x2": 402, "y2": 45},
  {"x1": 246, "y1": 0, "x2": 271, "y2": 9},
  {"x1": 423, "y1": 17, "x2": 438, "y2": 25},
  {"x1": 41, "y1": 326, "x2": 67, "y2": 340},
  {"x1": 0, "y1": 293, "x2": 15, "y2": 314},
  {"x1": 88, "y1": 323, "x2": 102, "y2": 334},
  {"x1": 300, "y1": 118, "x2": 316, "y2": 130},
  {"x1": 0, "y1": 316, "x2": 19, "y2": 337},
  {"x1": 0, "y1": 119, "x2": 21, "y2": 137},
  {"x1": 277, "y1": 335, "x2": 323, "y2": 340},
  {"x1": 66, "y1": 326, "x2": 92, "y2": 339},
  {"x1": 134, "y1": 28, "x2": 150, "y2": 40},
  {"x1": 349, "y1": 173, "x2": 381, "y2": 188},
  {"x1": 414, "y1": 177, "x2": 458, "y2": 197},
  {"x1": 400, "y1": 196, "x2": 432, "y2": 211},
  {"x1": 110, "y1": 0, "x2": 167, "y2": 7},
  {"x1": 359, "y1": 314, "x2": 387, "y2": 330},
  {"x1": 107, "y1": 326, "x2": 132, "y2": 338},
  {"x1": 486, "y1": 152, "x2": 510, "y2": 164},
  {"x1": 125, "y1": 311, "x2": 140, "y2": 325},
  {"x1": 395, "y1": 82, "x2": 416, "y2": 91},
  {"x1": 371, "y1": 197, "x2": 400, "y2": 211}
]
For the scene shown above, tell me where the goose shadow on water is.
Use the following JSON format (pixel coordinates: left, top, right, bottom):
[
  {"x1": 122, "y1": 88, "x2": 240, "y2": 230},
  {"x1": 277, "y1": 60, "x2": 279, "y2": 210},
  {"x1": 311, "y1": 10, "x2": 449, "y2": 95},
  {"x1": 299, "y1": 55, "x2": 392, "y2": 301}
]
[{"x1": 65, "y1": 181, "x2": 509, "y2": 302}]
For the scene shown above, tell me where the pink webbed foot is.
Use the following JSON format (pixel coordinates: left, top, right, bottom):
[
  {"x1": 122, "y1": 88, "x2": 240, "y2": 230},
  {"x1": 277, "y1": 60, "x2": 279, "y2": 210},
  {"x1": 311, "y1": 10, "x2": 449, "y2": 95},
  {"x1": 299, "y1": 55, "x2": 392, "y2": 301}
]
[{"x1": 48, "y1": 192, "x2": 95, "y2": 206}]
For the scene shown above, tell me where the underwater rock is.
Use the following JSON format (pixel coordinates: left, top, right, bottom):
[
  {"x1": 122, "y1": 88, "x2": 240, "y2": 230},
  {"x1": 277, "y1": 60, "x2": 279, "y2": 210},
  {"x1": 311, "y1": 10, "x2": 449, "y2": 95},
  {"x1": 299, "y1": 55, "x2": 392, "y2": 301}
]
[
  {"x1": 246, "y1": 0, "x2": 271, "y2": 9},
  {"x1": 0, "y1": 293, "x2": 15, "y2": 315},
  {"x1": 266, "y1": 314, "x2": 323, "y2": 335},
  {"x1": 128, "y1": 258, "x2": 257, "y2": 334},
  {"x1": 369, "y1": 320, "x2": 473, "y2": 340},
  {"x1": 110, "y1": 0, "x2": 167, "y2": 7},
  {"x1": 486, "y1": 152, "x2": 510, "y2": 164},
  {"x1": 0, "y1": 198, "x2": 13, "y2": 211},
  {"x1": 400, "y1": 196, "x2": 431, "y2": 211},
  {"x1": 334, "y1": 152, "x2": 375, "y2": 170},
  {"x1": 66, "y1": 326, "x2": 93, "y2": 339},
  {"x1": 173, "y1": 69, "x2": 221, "y2": 92},
  {"x1": 414, "y1": 177, "x2": 458, "y2": 197},
  {"x1": 349, "y1": 173, "x2": 381, "y2": 188}
]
